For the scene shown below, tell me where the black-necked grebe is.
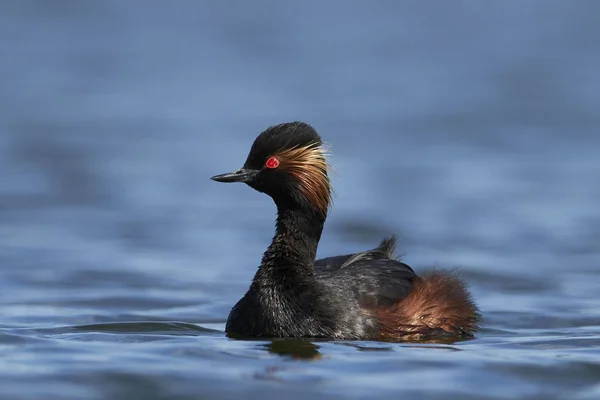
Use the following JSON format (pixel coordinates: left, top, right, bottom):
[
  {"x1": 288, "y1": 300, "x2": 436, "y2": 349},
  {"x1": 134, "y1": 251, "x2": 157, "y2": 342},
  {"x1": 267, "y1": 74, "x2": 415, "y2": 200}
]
[{"x1": 211, "y1": 122, "x2": 480, "y2": 341}]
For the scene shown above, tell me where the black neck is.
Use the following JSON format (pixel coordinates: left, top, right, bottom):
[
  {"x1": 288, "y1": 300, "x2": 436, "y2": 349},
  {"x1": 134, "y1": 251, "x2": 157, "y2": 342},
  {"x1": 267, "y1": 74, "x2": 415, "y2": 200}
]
[{"x1": 252, "y1": 204, "x2": 326, "y2": 288}]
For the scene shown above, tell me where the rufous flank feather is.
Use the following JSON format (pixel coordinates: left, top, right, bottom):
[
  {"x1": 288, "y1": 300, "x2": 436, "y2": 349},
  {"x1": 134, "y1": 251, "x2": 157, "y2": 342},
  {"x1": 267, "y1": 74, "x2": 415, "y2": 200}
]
[{"x1": 372, "y1": 270, "x2": 481, "y2": 341}]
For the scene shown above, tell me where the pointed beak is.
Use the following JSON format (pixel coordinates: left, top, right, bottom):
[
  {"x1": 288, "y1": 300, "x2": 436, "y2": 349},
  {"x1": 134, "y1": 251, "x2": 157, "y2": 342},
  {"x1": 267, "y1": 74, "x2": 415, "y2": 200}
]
[{"x1": 210, "y1": 168, "x2": 259, "y2": 183}]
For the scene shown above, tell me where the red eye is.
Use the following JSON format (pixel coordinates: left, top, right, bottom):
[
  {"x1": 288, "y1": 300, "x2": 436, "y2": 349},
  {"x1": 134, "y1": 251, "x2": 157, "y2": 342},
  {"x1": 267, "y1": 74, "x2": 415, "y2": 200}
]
[{"x1": 265, "y1": 157, "x2": 280, "y2": 169}]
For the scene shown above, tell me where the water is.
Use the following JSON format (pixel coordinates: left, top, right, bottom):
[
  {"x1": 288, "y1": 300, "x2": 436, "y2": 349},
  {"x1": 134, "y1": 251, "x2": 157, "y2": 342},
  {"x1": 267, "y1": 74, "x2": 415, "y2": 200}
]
[{"x1": 1, "y1": 1, "x2": 599, "y2": 399}]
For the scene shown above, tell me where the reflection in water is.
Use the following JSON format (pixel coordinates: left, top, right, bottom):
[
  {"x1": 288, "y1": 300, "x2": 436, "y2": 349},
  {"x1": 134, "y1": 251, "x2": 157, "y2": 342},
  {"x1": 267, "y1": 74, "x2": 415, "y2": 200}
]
[
  {"x1": 262, "y1": 336, "x2": 465, "y2": 359},
  {"x1": 264, "y1": 339, "x2": 322, "y2": 360}
]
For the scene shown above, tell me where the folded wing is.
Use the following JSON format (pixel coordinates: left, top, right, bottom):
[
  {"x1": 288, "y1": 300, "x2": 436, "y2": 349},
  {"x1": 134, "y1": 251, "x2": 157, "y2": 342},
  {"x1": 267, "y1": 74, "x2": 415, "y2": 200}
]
[{"x1": 315, "y1": 236, "x2": 417, "y2": 307}]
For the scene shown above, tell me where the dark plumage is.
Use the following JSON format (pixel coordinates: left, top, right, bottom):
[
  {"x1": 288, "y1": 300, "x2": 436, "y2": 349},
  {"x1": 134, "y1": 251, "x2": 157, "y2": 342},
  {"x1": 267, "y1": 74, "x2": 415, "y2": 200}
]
[{"x1": 211, "y1": 122, "x2": 480, "y2": 341}]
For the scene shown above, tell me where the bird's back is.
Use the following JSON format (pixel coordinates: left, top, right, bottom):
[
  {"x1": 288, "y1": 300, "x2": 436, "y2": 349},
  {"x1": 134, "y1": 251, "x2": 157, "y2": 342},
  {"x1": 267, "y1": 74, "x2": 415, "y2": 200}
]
[
  {"x1": 314, "y1": 236, "x2": 417, "y2": 307},
  {"x1": 313, "y1": 236, "x2": 480, "y2": 340}
]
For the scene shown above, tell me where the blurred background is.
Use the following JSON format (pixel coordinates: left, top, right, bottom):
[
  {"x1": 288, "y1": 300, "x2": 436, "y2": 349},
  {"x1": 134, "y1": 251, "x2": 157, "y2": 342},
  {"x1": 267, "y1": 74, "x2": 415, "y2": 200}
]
[{"x1": 1, "y1": 1, "x2": 599, "y2": 400}]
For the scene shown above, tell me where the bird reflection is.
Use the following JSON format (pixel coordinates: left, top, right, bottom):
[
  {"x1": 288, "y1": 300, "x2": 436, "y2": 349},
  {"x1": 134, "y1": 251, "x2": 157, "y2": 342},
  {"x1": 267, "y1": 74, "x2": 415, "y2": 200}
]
[{"x1": 263, "y1": 339, "x2": 322, "y2": 360}]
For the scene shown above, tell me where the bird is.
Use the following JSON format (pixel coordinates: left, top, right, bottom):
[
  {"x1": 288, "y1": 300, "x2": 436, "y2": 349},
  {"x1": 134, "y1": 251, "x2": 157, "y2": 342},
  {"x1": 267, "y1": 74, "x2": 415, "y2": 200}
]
[{"x1": 210, "y1": 121, "x2": 480, "y2": 341}]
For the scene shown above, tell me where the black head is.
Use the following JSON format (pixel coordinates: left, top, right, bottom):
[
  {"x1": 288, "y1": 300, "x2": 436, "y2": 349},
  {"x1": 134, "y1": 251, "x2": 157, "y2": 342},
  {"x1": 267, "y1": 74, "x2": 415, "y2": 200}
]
[{"x1": 211, "y1": 122, "x2": 332, "y2": 214}]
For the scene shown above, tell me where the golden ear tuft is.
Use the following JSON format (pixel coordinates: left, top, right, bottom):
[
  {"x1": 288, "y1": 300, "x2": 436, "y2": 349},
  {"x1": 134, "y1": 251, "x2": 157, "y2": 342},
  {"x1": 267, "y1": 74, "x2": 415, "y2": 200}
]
[{"x1": 274, "y1": 142, "x2": 333, "y2": 215}]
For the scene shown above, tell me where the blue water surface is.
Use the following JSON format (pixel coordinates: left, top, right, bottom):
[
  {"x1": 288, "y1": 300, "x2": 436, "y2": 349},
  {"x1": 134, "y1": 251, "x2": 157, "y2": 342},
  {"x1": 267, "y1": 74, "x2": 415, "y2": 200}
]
[{"x1": 1, "y1": 2, "x2": 599, "y2": 399}]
